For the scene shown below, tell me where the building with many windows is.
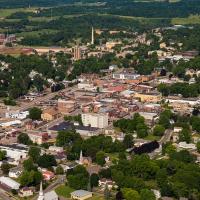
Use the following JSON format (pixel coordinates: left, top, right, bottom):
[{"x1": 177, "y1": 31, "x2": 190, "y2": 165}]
[{"x1": 81, "y1": 113, "x2": 108, "y2": 128}]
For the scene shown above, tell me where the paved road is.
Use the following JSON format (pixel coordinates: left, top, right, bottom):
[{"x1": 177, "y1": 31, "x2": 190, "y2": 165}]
[
  {"x1": 19, "y1": 87, "x2": 76, "y2": 112},
  {"x1": 3, "y1": 86, "x2": 77, "y2": 115},
  {"x1": 149, "y1": 129, "x2": 173, "y2": 159},
  {"x1": 36, "y1": 108, "x2": 81, "y2": 131},
  {"x1": 36, "y1": 116, "x2": 64, "y2": 131},
  {"x1": 0, "y1": 188, "x2": 14, "y2": 200},
  {"x1": 159, "y1": 129, "x2": 173, "y2": 144}
]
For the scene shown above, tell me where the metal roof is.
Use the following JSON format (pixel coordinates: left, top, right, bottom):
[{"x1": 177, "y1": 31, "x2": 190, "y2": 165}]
[{"x1": 71, "y1": 190, "x2": 92, "y2": 197}]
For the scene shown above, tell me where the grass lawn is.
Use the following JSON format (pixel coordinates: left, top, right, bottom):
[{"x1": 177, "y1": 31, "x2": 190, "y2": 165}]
[
  {"x1": 88, "y1": 194, "x2": 106, "y2": 200},
  {"x1": 16, "y1": 29, "x2": 59, "y2": 37},
  {"x1": 0, "y1": 7, "x2": 38, "y2": 18},
  {"x1": 55, "y1": 185, "x2": 74, "y2": 198},
  {"x1": 172, "y1": 15, "x2": 200, "y2": 25},
  {"x1": 144, "y1": 134, "x2": 161, "y2": 141},
  {"x1": 106, "y1": 153, "x2": 119, "y2": 161}
]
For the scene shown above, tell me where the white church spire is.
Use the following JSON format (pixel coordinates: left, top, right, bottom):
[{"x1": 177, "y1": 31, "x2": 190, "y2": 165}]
[
  {"x1": 91, "y1": 27, "x2": 94, "y2": 45},
  {"x1": 79, "y1": 150, "x2": 83, "y2": 165},
  {"x1": 37, "y1": 182, "x2": 44, "y2": 200}
]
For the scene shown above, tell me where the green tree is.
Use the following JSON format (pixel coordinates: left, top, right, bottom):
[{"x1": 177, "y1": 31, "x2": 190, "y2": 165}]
[
  {"x1": 158, "y1": 83, "x2": 169, "y2": 96},
  {"x1": 90, "y1": 173, "x2": 99, "y2": 188},
  {"x1": 96, "y1": 151, "x2": 106, "y2": 166},
  {"x1": 56, "y1": 130, "x2": 81, "y2": 147},
  {"x1": 56, "y1": 165, "x2": 64, "y2": 175},
  {"x1": 29, "y1": 107, "x2": 42, "y2": 120},
  {"x1": 191, "y1": 117, "x2": 200, "y2": 132},
  {"x1": 33, "y1": 171, "x2": 43, "y2": 185},
  {"x1": 20, "y1": 171, "x2": 34, "y2": 186},
  {"x1": 23, "y1": 158, "x2": 36, "y2": 171},
  {"x1": 17, "y1": 133, "x2": 32, "y2": 145},
  {"x1": 1, "y1": 163, "x2": 11, "y2": 174},
  {"x1": 37, "y1": 154, "x2": 57, "y2": 168},
  {"x1": 20, "y1": 170, "x2": 42, "y2": 186},
  {"x1": 67, "y1": 166, "x2": 89, "y2": 190},
  {"x1": 159, "y1": 114, "x2": 170, "y2": 129},
  {"x1": 156, "y1": 168, "x2": 167, "y2": 187},
  {"x1": 0, "y1": 150, "x2": 6, "y2": 161},
  {"x1": 136, "y1": 123, "x2": 148, "y2": 138},
  {"x1": 123, "y1": 134, "x2": 134, "y2": 148},
  {"x1": 162, "y1": 142, "x2": 176, "y2": 155},
  {"x1": 28, "y1": 146, "x2": 41, "y2": 163},
  {"x1": 179, "y1": 129, "x2": 191, "y2": 143},
  {"x1": 196, "y1": 141, "x2": 200, "y2": 153},
  {"x1": 122, "y1": 188, "x2": 141, "y2": 200},
  {"x1": 118, "y1": 152, "x2": 127, "y2": 160},
  {"x1": 140, "y1": 189, "x2": 156, "y2": 200},
  {"x1": 153, "y1": 125, "x2": 165, "y2": 136},
  {"x1": 170, "y1": 150, "x2": 196, "y2": 163}
]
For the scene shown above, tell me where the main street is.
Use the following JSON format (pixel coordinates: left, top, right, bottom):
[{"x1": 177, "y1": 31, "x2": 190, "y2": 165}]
[
  {"x1": 19, "y1": 86, "x2": 77, "y2": 112},
  {"x1": 0, "y1": 188, "x2": 15, "y2": 200},
  {"x1": 2, "y1": 85, "x2": 78, "y2": 116}
]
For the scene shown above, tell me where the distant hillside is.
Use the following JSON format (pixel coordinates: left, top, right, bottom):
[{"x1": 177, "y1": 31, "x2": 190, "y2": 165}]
[{"x1": 0, "y1": 0, "x2": 200, "y2": 19}]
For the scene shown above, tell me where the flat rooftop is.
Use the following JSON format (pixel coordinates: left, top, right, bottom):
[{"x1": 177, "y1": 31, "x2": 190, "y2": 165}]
[{"x1": 50, "y1": 121, "x2": 98, "y2": 132}]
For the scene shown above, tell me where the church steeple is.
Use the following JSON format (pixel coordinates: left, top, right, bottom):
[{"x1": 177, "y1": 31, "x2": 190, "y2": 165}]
[
  {"x1": 91, "y1": 27, "x2": 94, "y2": 45},
  {"x1": 79, "y1": 150, "x2": 83, "y2": 165},
  {"x1": 37, "y1": 182, "x2": 44, "y2": 200}
]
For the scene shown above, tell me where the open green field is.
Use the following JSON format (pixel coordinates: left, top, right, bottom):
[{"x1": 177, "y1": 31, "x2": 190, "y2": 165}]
[
  {"x1": 172, "y1": 15, "x2": 200, "y2": 25},
  {"x1": 55, "y1": 185, "x2": 74, "y2": 198},
  {"x1": 16, "y1": 29, "x2": 59, "y2": 37},
  {"x1": 88, "y1": 195, "x2": 105, "y2": 200},
  {"x1": 55, "y1": 185, "x2": 106, "y2": 200},
  {"x1": 0, "y1": 7, "x2": 38, "y2": 18},
  {"x1": 135, "y1": 0, "x2": 180, "y2": 2},
  {"x1": 144, "y1": 134, "x2": 161, "y2": 141}
]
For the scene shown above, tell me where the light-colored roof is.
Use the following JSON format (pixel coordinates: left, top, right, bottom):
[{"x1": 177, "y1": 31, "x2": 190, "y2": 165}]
[
  {"x1": 43, "y1": 107, "x2": 58, "y2": 116},
  {"x1": 0, "y1": 176, "x2": 20, "y2": 189},
  {"x1": 71, "y1": 190, "x2": 92, "y2": 197},
  {"x1": 44, "y1": 190, "x2": 58, "y2": 200}
]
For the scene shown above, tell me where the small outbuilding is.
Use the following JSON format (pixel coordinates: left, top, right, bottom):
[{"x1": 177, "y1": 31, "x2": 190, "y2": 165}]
[{"x1": 71, "y1": 190, "x2": 92, "y2": 200}]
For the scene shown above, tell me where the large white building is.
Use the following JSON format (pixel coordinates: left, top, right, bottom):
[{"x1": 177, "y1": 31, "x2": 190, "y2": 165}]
[
  {"x1": 81, "y1": 113, "x2": 108, "y2": 128},
  {"x1": 0, "y1": 144, "x2": 28, "y2": 165},
  {"x1": 0, "y1": 176, "x2": 20, "y2": 190},
  {"x1": 5, "y1": 110, "x2": 29, "y2": 120},
  {"x1": 112, "y1": 72, "x2": 140, "y2": 80}
]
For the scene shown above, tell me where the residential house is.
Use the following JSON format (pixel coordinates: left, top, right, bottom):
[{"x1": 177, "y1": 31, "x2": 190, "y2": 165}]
[
  {"x1": 28, "y1": 132, "x2": 49, "y2": 145},
  {"x1": 48, "y1": 146, "x2": 64, "y2": 153},
  {"x1": 60, "y1": 162, "x2": 78, "y2": 172},
  {"x1": 41, "y1": 107, "x2": 59, "y2": 121},
  {"x1": 0, "y1": 144, "x2": 28, "y2": 165},
  {"x1": 173, "y1": 127, "x2": 183, "y2": 133},
  {"x1": 9, "y1": 166, "x2": 23, "y2": 178},
  {"x1": 19, "y1": 187, "x2": 34, "y2": 197},
  {"x1": 134, "y1": 92, "x2": 162, "y2": 103},
  {"x1": 98, "y1": 178, "x2": 116, "y2": 190},
  {"x1": 42, "y1": 170, "x2": 55, "y2": 181}
]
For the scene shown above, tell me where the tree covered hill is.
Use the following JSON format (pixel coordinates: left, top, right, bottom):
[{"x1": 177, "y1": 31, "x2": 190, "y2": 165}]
[{"x1": 1, "y1": 0, "x2": 200, "y2": 19}]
